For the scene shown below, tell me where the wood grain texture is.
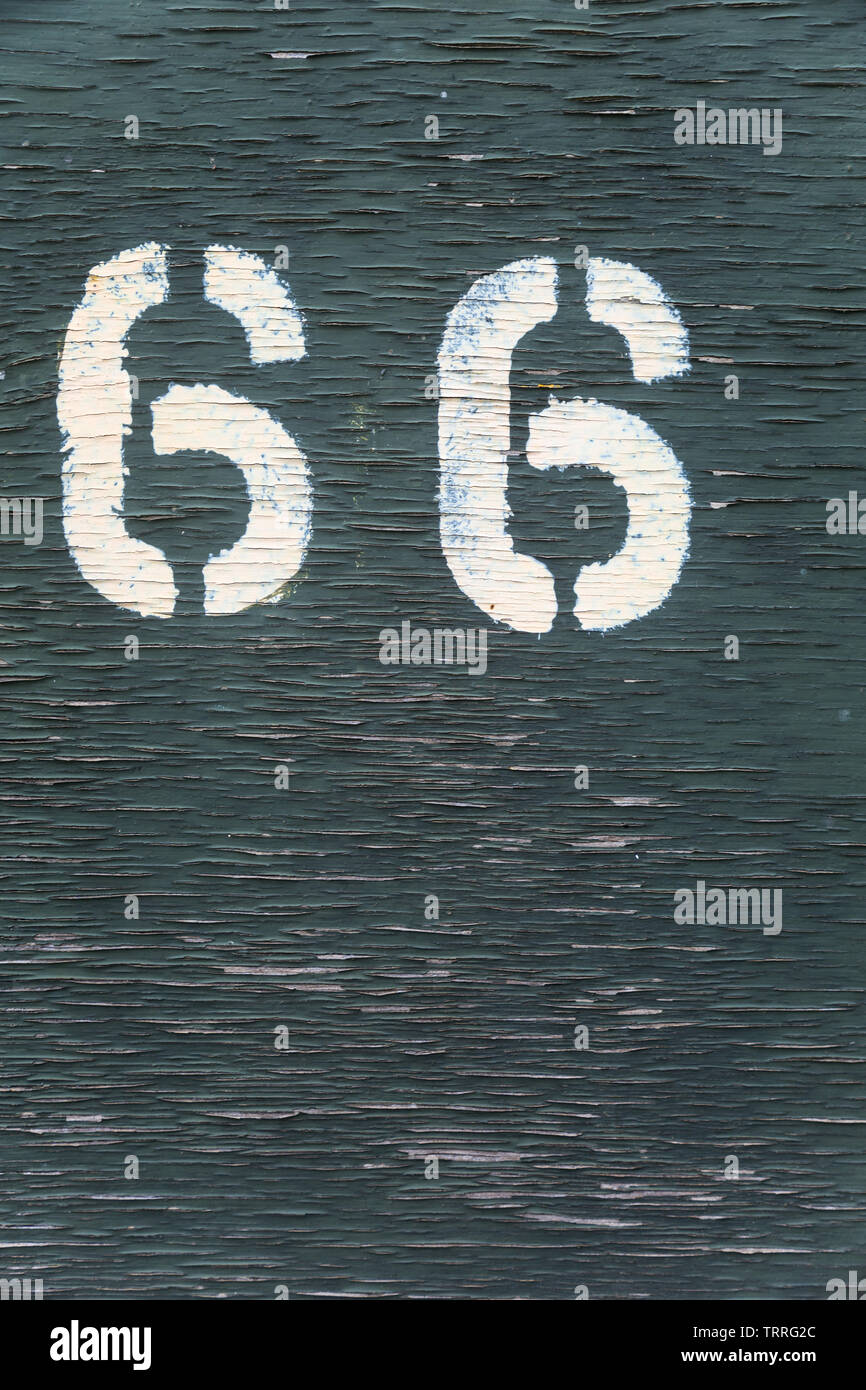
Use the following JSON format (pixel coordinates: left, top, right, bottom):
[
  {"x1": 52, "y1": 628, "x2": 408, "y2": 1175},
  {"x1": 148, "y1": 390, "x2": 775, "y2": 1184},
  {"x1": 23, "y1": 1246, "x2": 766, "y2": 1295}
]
[{"x1": 0, "y1": 0, "x2": 864, "y2": 1300}]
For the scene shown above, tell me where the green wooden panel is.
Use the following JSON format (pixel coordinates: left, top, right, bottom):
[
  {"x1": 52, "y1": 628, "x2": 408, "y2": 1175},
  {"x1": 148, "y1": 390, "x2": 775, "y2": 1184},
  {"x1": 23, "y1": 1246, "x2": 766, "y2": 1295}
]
[{"x1": 0, "y1": 0, "x2": 864, "y2": 1299}]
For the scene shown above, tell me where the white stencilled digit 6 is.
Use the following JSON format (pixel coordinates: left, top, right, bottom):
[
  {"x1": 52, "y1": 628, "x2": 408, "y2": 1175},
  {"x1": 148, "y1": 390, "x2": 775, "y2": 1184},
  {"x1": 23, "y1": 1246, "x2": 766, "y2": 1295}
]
[
  {"x1": 57, "y1": 242, "x2": 311, "y2": 618},
  {"x1": 436, "y1": 255, "x2": 691, "y2": 633}
]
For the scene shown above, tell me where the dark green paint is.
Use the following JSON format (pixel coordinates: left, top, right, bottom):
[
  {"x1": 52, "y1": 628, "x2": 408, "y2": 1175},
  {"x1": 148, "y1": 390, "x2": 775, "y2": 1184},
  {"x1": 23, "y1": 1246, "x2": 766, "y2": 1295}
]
[{"x1": 0, "y1": 0, "x2": 864, "y2": 1299}]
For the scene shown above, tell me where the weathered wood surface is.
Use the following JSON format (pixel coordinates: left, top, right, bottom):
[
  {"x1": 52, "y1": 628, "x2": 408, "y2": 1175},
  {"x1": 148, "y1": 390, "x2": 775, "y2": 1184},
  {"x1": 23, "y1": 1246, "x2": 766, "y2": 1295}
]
[{"x1": 0, "y1": 0, "x2": 864, "y2": 1299}]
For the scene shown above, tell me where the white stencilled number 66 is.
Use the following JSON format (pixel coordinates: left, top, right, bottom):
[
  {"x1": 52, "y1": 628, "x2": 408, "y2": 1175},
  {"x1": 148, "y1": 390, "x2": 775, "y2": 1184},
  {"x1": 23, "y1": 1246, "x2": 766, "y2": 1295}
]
[
  {"x1": 57, "y1": 243, "x2": 691, "y2": 629},
  {"x1": 437, "y1": 256, "x2": 691, "y2": 632},
  {"x1": 57, "y1": 241, "x2": 312, "y2": 618}
]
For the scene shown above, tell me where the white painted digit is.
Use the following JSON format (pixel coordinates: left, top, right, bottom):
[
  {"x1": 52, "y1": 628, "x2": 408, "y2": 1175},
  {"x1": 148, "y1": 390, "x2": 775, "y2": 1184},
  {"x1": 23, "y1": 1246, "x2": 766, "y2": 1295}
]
[
  {"x1": 437, "y1": 254, "x2": 691, "y2": 632},
  {"x1": 57, "y1": 242, "x2": 311, "y2": 617}
]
